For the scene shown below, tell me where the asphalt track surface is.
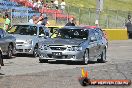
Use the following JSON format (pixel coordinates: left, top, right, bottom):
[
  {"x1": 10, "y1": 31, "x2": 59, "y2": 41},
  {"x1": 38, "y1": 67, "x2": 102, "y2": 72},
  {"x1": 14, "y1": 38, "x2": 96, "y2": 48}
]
[{"x1": 0, "y1": 40, "x2": 132, "y2": 88}]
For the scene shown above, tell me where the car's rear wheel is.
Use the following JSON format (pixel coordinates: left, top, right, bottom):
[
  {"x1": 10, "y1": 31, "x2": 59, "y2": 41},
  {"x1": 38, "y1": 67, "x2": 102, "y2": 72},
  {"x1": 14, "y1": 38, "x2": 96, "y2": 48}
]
[
  {"x1": 33, "y1": 45, "x2": 38, "y2": 57},
  {"x1": 39, "y1": 59, "x2": 48, "y2": 63},
  {"x1": 7, "y1": 45, "x2": 13, "y2": 59},
  {"x1": 97, "y1": 48, "x2": 106, "y2": 63},
  {"x1": 0, "y1": 52, "x2": 4, "y2": 66},
  {"x1": 82, "y1": 49, "x2": 89, "y2": 65}
]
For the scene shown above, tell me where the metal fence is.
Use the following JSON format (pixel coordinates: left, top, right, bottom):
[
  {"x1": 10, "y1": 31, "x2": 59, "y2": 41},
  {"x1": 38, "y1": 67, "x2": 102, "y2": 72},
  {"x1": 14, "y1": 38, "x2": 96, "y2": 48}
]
[
  {"x1": 64, "y1": 5, "x2": 132, "y2": 28},
  {"x1": 0, "y1": 4, "x2": 132, "y2": 28}
]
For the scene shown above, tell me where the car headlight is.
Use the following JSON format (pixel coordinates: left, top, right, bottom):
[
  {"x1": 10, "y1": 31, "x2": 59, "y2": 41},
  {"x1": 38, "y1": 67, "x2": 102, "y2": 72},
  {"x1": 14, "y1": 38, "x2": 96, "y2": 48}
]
[
  {"x1": 24, "y1": 40, "x2": 32, "y2": 44},
  {"x1": 67, "y1": 46, "x2": 82, "y2": 51}
]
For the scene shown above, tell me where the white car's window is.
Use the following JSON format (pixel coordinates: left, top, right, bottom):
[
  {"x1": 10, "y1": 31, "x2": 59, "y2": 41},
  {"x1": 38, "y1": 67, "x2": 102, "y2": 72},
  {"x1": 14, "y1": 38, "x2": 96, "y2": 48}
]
[{"x1": 9, "y1": 25, "x2": 37, "y2": 36}]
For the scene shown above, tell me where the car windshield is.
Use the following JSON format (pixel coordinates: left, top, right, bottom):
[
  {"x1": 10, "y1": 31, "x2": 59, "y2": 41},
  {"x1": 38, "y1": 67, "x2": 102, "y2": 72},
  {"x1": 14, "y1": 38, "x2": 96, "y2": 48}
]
[
  {"x1": 51, "y1": 29, "x2": 88, "y2": 39},
  {"x1": 9, "y1": 25, "x2": 37, "y2": 35}
]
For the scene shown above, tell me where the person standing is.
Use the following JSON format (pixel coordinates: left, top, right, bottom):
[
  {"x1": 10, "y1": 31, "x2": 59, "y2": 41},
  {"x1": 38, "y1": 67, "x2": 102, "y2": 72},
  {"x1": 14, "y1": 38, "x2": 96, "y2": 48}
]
[
  {"x1": 60, "y1": 0, "x2": 66, "y2": 11},
  {"x1": 54, "y1": 0, "x2": 59, "y2": 9},
  {"x1": 29, "y1": 15, "x2": 37, "y2": 24},
  {"x1": 3, "y1": 14, "x2": 10, "y2": 31},
  {"x1": 65, "y1": 17, "x2": 75, "y2": 26},
  {"x1": 125, "y1": 13, "x2": 132, "y2": 39}
]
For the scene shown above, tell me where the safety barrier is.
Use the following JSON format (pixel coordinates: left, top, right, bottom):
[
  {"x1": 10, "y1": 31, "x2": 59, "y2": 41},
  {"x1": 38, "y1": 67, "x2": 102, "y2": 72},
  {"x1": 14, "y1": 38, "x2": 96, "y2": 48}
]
[{"x1": 102, "y1": 29, "x2": 128, "y2": 40}]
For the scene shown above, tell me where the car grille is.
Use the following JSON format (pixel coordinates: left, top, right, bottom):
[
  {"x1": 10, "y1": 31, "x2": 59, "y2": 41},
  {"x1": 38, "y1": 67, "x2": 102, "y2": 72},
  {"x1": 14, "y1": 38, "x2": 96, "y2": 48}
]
[
  {"x1": 25, "y1": 49, "x2": 31, "y2": 52},
  {"x1": 16, "y1": 49, "x2": 23, "y2": 52},
  {"x1": 50, "y1": 47, "x2": 66, "y2": 51},
  {"x1": 47, "y1": 54, "x2": 68, "y2": 59},
  {"x1": 16, "y1": 42, "x2": 24, "y2": 44}
]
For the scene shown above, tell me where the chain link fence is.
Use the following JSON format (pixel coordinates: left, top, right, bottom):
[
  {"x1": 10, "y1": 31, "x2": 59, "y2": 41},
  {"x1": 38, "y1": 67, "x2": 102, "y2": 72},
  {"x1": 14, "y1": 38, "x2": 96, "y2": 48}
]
[
  {"x1": 64, "y1": 5, "x2": 132, "y2": 28},
  {"x1": 0, "y1": 4, "x2": 132, "y2": 28}
]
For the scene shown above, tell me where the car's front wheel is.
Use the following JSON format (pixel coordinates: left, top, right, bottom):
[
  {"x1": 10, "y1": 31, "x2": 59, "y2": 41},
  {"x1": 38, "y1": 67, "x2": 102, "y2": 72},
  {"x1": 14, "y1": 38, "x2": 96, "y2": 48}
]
[
  {"x1": 82, "y1": 49, "x2": 89, "y2": 65},
  {"x1": 0, "y1": 52, "x2": 4, "y2": 66},
  {"x1": 7, "y1": 45, "x2": 13, "y2": 59}
]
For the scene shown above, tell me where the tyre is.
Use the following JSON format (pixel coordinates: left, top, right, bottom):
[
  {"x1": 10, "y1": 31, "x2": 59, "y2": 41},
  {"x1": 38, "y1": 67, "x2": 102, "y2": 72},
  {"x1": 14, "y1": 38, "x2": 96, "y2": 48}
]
[
  {"x1": 82, "y1": 49, "x2": 89, "y2": 65},
  {"x1": 7, "y1": 45, "x2": 13, "y2": 59},
  {"x1": 0, "y1": 52, "x2": 4, "y2": 66},
  {"x1": 33, "y1": 45, "x2": 38, "y2": 57},
  {"x1": 39, "y1": 59, "x2": 48, "y2": 63},
  {"x1": 97, "y1": 48, "x2": 106, "y2": 63}
]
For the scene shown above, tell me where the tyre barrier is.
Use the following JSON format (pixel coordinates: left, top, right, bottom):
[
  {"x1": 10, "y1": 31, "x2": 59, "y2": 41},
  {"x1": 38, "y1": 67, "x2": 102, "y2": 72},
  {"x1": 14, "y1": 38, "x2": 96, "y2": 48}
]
[{"x1": 102, "y1": 29, "x2": 128, "y2": 40}]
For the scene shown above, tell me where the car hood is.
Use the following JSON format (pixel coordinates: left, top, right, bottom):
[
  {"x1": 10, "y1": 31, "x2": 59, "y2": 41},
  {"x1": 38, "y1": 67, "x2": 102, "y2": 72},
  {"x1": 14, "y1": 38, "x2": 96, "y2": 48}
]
[
  {"x1": 42, "y1": 38, "x2": 86, "y2": 46},
  {"x1": 12, "y1": 34, "x2": 36, "y2": 41}
]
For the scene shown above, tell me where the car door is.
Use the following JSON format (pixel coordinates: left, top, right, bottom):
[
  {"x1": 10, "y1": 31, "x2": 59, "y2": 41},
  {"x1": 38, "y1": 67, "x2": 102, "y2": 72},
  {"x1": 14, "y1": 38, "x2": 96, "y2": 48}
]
[
  {"x1": 38, "y1": 26, "x2": 47, "y2": 42},
  {"x1": 0, "y1": 30, "x2": 8, "y2": 53},
  {"x1": 88, "y1": 29, "x2": 98, "y2": 59},
  {"x1": 95, "y1": 28, "x2": 106, "y2": 56}
]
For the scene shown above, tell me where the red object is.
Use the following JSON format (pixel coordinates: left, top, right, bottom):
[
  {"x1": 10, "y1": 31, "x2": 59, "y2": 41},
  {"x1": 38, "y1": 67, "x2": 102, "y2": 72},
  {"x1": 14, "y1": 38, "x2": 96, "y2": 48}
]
[{"x1": 84, "y1": 26, "x2": 97, "y2": 29}]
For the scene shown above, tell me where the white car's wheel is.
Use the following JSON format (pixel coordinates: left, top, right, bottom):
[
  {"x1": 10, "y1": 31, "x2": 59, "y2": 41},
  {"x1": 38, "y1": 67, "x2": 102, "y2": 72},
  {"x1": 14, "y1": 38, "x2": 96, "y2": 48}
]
[
  {"x1": 83, "y1": 49, "x2": 89, "y2": 65},
  {"x1": 33, "y1": 45, "x2": 38, "y2": 57},
  {"x1": 7, "y1": 45, "x2": 13, "y2": 59},
  {"x1": 0, "y1": 52, "x2": 4, "y2": 66}
]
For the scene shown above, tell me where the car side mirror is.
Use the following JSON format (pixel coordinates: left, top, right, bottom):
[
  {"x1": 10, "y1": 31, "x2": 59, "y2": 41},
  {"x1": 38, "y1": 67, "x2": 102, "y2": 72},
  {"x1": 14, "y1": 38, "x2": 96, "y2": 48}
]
[{"x1": 90, "y1": 36, "x2": 97, "y2": 42}]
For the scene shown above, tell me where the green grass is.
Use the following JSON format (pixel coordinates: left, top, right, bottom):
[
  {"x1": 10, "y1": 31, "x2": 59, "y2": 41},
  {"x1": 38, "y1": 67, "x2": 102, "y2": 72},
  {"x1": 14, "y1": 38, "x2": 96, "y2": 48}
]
[
  {"x1": 64, "y1": 0, "x2": 132, "y2": 28},
  {"x1": 66, "y1": 0, "x2": 132, "y2": 11}
]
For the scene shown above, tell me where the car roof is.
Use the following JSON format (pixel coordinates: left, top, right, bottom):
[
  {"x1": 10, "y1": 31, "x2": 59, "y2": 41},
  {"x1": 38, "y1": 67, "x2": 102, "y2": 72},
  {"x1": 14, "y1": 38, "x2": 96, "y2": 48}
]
[
  {"x1": 13, "y1": 23, "x2": 45, "y2": 27},
  {"x1": 60, "y1": 26, "x2": 84, "y2": 30},
  {"x1": 59, "y1": 26, "x2": 101, "y2": 30},
  {"x1": 83, "y1": 26, "x2": 98, "y2": 29}
]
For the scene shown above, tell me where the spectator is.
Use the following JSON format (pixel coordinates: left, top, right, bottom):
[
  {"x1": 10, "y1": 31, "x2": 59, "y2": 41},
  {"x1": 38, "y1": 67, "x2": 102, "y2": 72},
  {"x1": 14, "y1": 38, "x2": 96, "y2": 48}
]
[
  {"x1": 29, "y1": 15, "x2": 35, "y2": 24},
  {"x1": 65, "y1": 17, "x2": 75, "y2": 26},
  {"x1": 125, "y1": 20, "x2": 132, "y2": 39},
  {"x1": 37, "y1": 0, "x2": 42, "y2": 8},
  {"x1": 29, "y1": 0, "x2": 33, "y2": 3},
  {"x1": 54, "y1": 0, "x2": 59, "y2": 9},
  {"x1": 3, "y1": 14, "x2": 11, "y2": 31},
  {"x1": 60, "y1": 0, "x2": 66, "y2": 11},
  {"x1": 33, "y1": 0, "x2": 38, "y2": 8},
  {"x1": 44, "y1": 0, "x2": 49, "y2": 8},
  {"x1": 41, "y1": 16, "x2": 50, "y2": 26},
  {"x1": 49, "y1": 0, "x2": 54, "y2": 9},
  {"x1": 37, "y1": 14, "x2": 44, "y2": 25},
  {"x1": 125, "y1": 13, "x2": 132, "y2": 39}
]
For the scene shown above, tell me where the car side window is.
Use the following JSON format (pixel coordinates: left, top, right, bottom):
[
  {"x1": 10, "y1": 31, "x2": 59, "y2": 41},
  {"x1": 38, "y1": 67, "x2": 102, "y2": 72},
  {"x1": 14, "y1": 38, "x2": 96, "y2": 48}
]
[
  {"x1": 39, "y1": 27, "x2": 45, "y2": 36},
  {"x1": 0, "y1": 30, "x2": 4, "y2": 38},
  {"x1": 89, "y1": 29, "x2": 97, "y2": 42},
  {"x1": 94, "y1": 29, "x2": 103, "y2": 40}
]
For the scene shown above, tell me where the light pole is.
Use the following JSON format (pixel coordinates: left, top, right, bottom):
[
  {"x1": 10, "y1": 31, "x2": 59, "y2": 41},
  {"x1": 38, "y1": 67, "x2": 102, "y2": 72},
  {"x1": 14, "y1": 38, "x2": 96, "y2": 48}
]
[{"x1": 95, "y1": 0, "x2": 103, "y2": 26}]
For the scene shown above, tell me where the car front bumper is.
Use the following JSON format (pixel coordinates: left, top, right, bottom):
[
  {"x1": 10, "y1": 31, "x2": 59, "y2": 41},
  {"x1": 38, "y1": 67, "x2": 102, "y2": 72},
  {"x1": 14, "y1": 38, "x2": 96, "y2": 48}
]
[
  {"x1": 16, "y1": 44, "x2": 34, "y2": 54},
  {"x1": 39, "y1": 50, "x2": 84, "y2": 61}
]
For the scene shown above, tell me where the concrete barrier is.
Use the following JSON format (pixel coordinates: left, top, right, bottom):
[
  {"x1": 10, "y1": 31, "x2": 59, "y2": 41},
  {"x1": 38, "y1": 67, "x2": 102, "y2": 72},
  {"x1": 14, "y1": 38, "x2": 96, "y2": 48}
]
[{"x1": 102, "y1": 29, "x2": 128, "y2": 40}]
